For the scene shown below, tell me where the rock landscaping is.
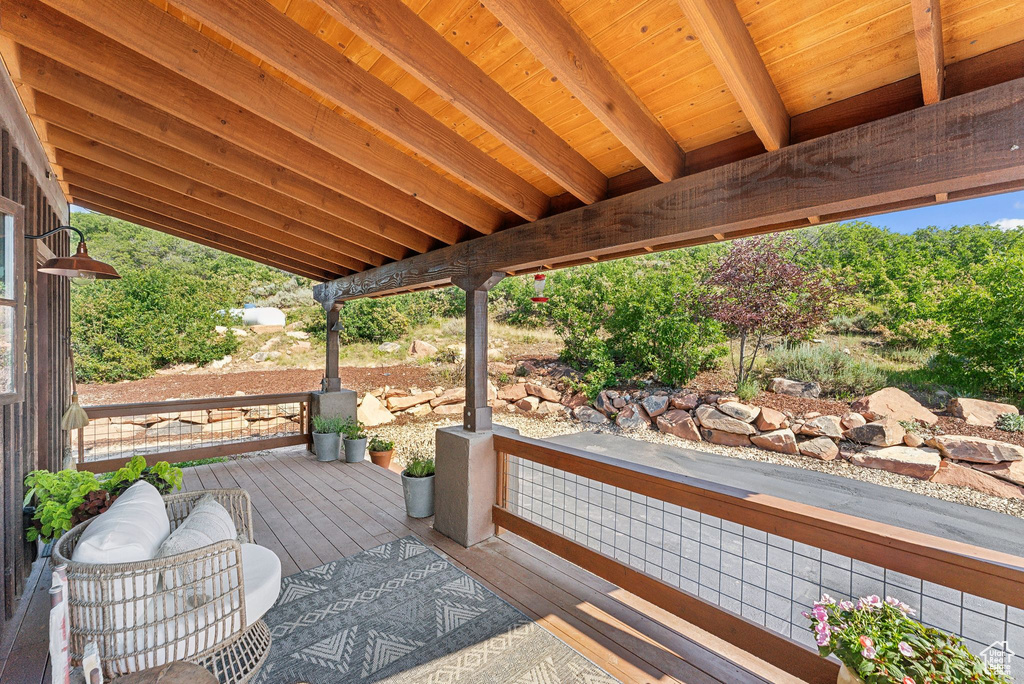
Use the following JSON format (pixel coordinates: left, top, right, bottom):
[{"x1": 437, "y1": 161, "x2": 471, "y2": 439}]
[{"x1": 357, "y1": 356, "x2": 1024, "y2": 503}]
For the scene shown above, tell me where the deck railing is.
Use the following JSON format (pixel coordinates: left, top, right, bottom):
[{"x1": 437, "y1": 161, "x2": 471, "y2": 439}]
[
  {"x1": 493, "y1": 433, "x2": 1024, "y2": 684},
  {"x1": 74, "y1": 393, "x2": 312, "y2": 473}
]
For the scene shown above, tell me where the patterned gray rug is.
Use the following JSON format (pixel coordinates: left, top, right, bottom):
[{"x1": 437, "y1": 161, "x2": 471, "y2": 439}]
[{"x1": 253, "y1": 536, "x2": 617, "y2": 683}]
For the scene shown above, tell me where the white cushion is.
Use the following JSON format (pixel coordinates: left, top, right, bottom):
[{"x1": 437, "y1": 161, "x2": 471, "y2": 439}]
[
  {"x1": 72, "y1": 481, "x2": 170, "y2": 565},
  {"x1": 241, "y1": 544, "x2": 281, "y2": 625}
]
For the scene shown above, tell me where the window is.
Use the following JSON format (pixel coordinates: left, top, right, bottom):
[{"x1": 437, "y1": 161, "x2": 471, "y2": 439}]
[{"x1": 0, "y1": 197, "x2": 23, "y2": 404}]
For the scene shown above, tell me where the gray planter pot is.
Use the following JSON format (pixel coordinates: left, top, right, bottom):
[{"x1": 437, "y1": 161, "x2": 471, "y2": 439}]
[
  {"x1": 312, "y1": 432, "x2": 341, "y2": 462},
  {"x1": 402, "y1": 472, "x2": 434, "y2": 518},
  {"x1": 344, "y1": 437, "x2": 367, "y2": 463}
]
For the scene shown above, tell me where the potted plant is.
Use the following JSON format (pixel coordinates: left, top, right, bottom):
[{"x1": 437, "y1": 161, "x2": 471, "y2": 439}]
[
  {"x1": 342, "y1": 419, "x2": 368, "y2": 463},
  {"x1": 806, "y1": 593, "x2": 1011, "y2": 684},
  {"x1": 311, "y1": 415, "x2": 342, "y2": 462},
  {"x1": 401, "y1": 456, "x2": 435, "y2": 518},
  {"x1": 368, "y1": 436, "x2": 395, "y2": 469}
]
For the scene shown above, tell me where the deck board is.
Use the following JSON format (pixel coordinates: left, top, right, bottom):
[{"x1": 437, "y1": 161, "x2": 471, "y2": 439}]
[{"x1": 1, "y1": 445, "x2": 802, "y2": 684}]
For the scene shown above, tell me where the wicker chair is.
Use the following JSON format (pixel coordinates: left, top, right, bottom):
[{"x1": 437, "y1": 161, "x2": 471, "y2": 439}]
[{"x1": 52, "y1": 488, "x2": 273, "y2": 683}]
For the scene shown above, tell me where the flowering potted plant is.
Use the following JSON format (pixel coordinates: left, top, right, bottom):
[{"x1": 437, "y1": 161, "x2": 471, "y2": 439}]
[{"x1": 806, "y1": 594, "x2": 1011, "y2": 684}]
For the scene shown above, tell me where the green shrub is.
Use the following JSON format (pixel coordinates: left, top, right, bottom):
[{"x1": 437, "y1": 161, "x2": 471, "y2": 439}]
[
  {"x1": 312, "y1": 415, "x2": 343, "y2": 434},
  {"x1": 369, "y1": 436, "x2": 394, "y2": 452},
  {"x1": 404, "y1": 456, "x2": 435, "y2": 478},
  {"x1": 766, "y1": 344, "x2": 887, "y2": 399},
  {"x1": 996, "y1": 413, "x2": 1024, "y2": 433},
  {"x1": 736, "y1": 377, "x2": 761, "y2": 402},
  {"x1": 340, "y1": 418, "x2": 366, "y2": 440}
]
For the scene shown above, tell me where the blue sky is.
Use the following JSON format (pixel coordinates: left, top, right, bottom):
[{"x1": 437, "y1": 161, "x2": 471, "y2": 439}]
[{"x1": 846, "y1": 189, "x2": 1024, "y2": 234}]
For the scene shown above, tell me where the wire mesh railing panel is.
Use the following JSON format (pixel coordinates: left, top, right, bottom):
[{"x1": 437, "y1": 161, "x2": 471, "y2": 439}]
[
  {"x1": 73, "y1": 394, "x2": 310, "y2": 466},
  {"x1": 504, "y1": 455, "x2": 1024, "y2": 680}
]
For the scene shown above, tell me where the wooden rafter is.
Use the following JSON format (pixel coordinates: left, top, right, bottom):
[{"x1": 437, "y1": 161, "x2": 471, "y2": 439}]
[
  {"x1": 6, "y1": 0, "x2": 469, "y2": 244},
  {"x1": 312, "y1": 0, "x2": 608, "y2": 205},
  {"x1": 72, "y1": 195, "x2": 334, "y2": 280},
  {"x1": 14, "y1": 54, "x2": 416, "y2": 260},
  {"x1": 39, "y1": 114, "x2": 387, "y2": 266},
  {"x1": 166, "y1": 0, "x2": 548, "y2": 224},
  {"x1": 676, "y1": 0, "x2": 790, "y2": 150},
  {"x1": 911, "y1": 0, "x2": 945, "y2": 104},
  {"x1": 483, "y1": 0, "x2": 685, "y2": 183},
  {"x1": 315, "y1": 77, "x2": 1024, "y2": 302},
  {"x1": 62, "y1": 167, "x2": 355, "y2": 276},
  {"x1": 53, "y1": 144, "x2": 370, "y2": 272}
]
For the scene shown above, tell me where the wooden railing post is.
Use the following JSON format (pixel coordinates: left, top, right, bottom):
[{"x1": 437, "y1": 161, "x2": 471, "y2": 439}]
[
  {"x1": 453, "y1": 271, "x2": 503, "y2": 432},
  {"x1": 324, "y1": 302, "x2": 342, "y2": 392}
]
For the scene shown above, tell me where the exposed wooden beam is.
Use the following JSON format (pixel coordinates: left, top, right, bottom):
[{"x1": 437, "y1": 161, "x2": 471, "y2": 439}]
[
  {"x1": 166, "y1": 0, "x2": 547, "y2": 224},
  {"x1": 483, "y1": 0, "x2": 684, "y2": 183},
  {"x1": 911, "y1": 0, "x2": 945, "y2": 104},
  {"x1": 315, "y1": 76, "x2": 1024, "y2": 303},
  {"x1": 72, "y1": 196, "x2": 333, "y2": 281},
  {"x1": 676, "y1": 0, "x2": 789, "y2": 150},
  {"x1": 45, "y1": 124, "x2": 380, "y2": 268},
  {"x1": 65, "y1": 173, "x2": 352, "y2": 277},
  {"x1": 14, "y1": 53, "x2": 418, "y2": 259},
  {"x1": 312, "y1": 0, "x2": 608, "y2": 205},
  {"x1": 4, "y1": 0, "x2": 469, "y2": 244},
  {"x1": 55, "y1": 148, "x2": 368, "y2": 272}
]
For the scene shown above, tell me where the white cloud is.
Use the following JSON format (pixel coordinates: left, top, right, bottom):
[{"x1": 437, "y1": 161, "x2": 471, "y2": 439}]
[
  {"x1": 1014, "y1": 201, "x2": 1024, "y2": 210},
  {"x1": 993, "y1": 218, "x2": 1024, "y2": 231}
]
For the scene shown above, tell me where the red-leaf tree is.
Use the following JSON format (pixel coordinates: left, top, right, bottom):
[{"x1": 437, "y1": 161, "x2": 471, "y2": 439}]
[{"x1": 700, "y1": 235, "x2": 848, "y2": 385}]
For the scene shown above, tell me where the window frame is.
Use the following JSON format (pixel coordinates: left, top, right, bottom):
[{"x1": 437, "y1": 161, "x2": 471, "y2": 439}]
[{"x1": 0, "y1": 195, "x2": 24, "y2": 405}]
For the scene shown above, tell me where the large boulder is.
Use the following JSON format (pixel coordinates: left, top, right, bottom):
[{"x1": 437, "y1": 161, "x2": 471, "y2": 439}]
[
  {"x1": 515, "y1": 396, "x2": 541, "y2": 412},
  {"x1": 695, "y1": 405, "x2": 757, "y2": 435},
  {"x1": 387, "y1": 392, "x2": 435, "y2": 411},
  {"x1": 574, "y1": 406, "x2": 609, "y2": 425},
  {"x1": 843, "y1": 418, "x2": 906, "y2": 447},
  {"x1": 718, "y1": 401, "x2": 760, "y2": 423},
  {"x1": 799, "y1": 436, "x2": 839, "y2": 461},
  {"x1": 671, "y1": 393, "x2": 700, "y2": 411},
  {"x1": 841, "y1": 412, "x2": 867, "y2": 430},
  {"x1": 594, "y1": 391, "x2": 618, "y2": 417},
  {"x1": 947, "y1": 397, "x2": 1019, "y2": 427},
  {"x1": 526, "y1": 383, "x2": 561, "y2": 403},
  {"x1": 430, "y1": 388, "x2": 466, "y2": 407},
  {"x1": 616, "y1": 405, "x2": 648, "y2": 430},
  {"x1": 974, "y1": 460, "x2": 1024, "y2": 487},
  {"x1": 535, "y1": 401, "x2": 567, "y2": 416},
  {"x1": 357, "y1": 392, "x2": 396, "y2": 427},
  {"x1": 641, "y1": 394, "x2": 669, "y2": 418},
  {"x1": 750, "y1": 429, "x2": 798, "y2": 455},
  {"x1": 851, "y1": 446, "x2": 941, "y2": 480},
  {"x1": 701, "y1": 428, "x2": 751, "y2": 447},
  {"x1": 800, "y1": 415, "x2": 844, "y2": 439},
  {"x1": 770, "y1": 377, "x2": 821, "y2": 398},
  {"x1": 433, "y1": 403, "x2": 465, "y2": 415},
  {"x1": 497, "y1": 384, "x2": 528, "y2": 402},
  {"x1": 850, "y1": 387, "x2": 937, "y2": 425},
  {"x1": 656, "y1": 410, "x2": 701, "y2": 442},
  {"x1": 408, "y1": 339, "x2": 438, "y2": 359},
  {"x1": 930, "y1": 461, "x2": 1024, "y2": 499},
  {"x1": 925, "y1": 435, "x2": 1024, "y2": 464},
  {"x1": 755, "y1": 407, "x2": 788, "y2": 431}
]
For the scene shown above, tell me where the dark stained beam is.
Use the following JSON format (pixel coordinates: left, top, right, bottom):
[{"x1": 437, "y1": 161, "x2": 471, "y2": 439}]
[
  {"x1": 71, "y1": 195, "x2": 336, "y2": 280},
  {"x1": 4, "y1": 0, "x2": 469, "y2": 243},
  {"x1": 483, "y1": 0, "x2": 685, "y2": 183},
  {"x1": 676, "y1": 0, "x2": 789, "y2": 150},
  {"x1": 312, "y1": 0, "x2": 608, "y2": 205},
  {"x1": 315, "y1": 76, "x2": 1024, "y2": 303},
  {"x1": 14, "y1": 54, "x2": 416, "y2": 259},
  {"x1": 166, "y1": 0, "x2": 547, "y2": 224},
  {"x1": 911, "y1": 0, "x2": 945, "y2": 104}
]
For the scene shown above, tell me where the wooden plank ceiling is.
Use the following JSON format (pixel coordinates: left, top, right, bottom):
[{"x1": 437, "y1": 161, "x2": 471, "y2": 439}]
[{"x1": 0, "y1": 0, "x2": 1023, "y2": 282}]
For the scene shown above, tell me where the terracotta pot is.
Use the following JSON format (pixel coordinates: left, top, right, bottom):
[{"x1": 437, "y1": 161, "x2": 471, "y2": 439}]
[
  {"x1": 838, "y1": 664, "x2": 865, "y2": 684},
  {"x1": 369, "y1": 449, "x2": 393, "y2": 469}
]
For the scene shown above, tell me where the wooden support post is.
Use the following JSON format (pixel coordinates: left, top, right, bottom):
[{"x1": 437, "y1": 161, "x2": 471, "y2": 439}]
[
  {"x1": 453, "y1": 271, "x2": 504, "y2": 432},
  {"x1": 324, "y1": 303, "x2": 342, "y2": 392}
]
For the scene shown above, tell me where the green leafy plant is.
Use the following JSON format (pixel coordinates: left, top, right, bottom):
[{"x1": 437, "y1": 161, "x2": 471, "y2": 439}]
[
  {"x1": 368, "y1": 436, "x2": 394, "y2": 452},
  {"x1": 312, "y1": 415, "x2": 342, "y2": 434},
  {"x1": 736, "y1": 377, "x2": 761, "y2": 402},
  {"x1": 806, "y1": 593, "x2": 1009, "y2": 683},
  {"x1": 995, "y1": 412, "x2": 1024, "y2": 433},
  {"x1": 404, "y1": 456, "x2": 435, "y2": 478},
  {"x1": 104, "y1": 455, "x2": 183, "y2": 495},
  {"x1": 23, "y1": 469, "x2": 102, "y2": 543},
  {"x1": 341, "y1": 418, "x2": 367, "y2": 440},
  {"x1": 767, "y1": 344, "x2": 887, "y2": 399}
]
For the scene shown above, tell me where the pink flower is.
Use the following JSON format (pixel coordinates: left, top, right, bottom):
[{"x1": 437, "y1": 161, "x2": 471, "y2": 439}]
[
  {"x1": 858, "y1": 595, "x2": 882, "y2": 610},
  {"x1": 801, "y1": 611, "x2": 811, "y2": 619},
  {"x1": 812, "y1": 606, "x2": 829, "y2": 622},
  {"x1": 898, "y1": 641, "x2": 914, "y2": 657},
  {"x1": 902, "y1": 678, "x2": 914, "y2": 684},
  {"x1": 815, "y1": 622, "x2": 831, "y2": 636},
  {"x1": 816, "y1": 632, "x2": 830, "y2": 647},
  {"x1": 859, "y1": 636, "x2": 874, "y2": 649},
  {"x1": 817, "y1": 593, "x2": 836, "y2": 606},
  {"x1": 899, "y1": 601, "x2": 916, "y2": 616},
  {"x1": 886, "y1": 596, "x2": 901, "y2": 607},
  {"x1": 839, "y1": 600, "x2": 855, "y2": 611},
  {"x1": 862, "y1": 646, "x2": 877, "y2": 660}
]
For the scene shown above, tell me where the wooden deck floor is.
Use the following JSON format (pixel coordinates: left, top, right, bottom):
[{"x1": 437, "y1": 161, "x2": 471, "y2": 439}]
[{"x1": 0, "y1": 445, "x2": 803, "y2": 684}]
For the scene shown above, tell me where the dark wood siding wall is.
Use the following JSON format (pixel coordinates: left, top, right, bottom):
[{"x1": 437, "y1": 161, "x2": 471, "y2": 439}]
[{"x1": 0, "y1": 122, "x2": 70, "y2": 634}]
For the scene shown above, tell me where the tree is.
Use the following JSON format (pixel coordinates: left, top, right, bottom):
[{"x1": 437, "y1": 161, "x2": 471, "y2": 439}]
[{"x1": 700, "y1": 235, "x2": 847, "y2": 385}]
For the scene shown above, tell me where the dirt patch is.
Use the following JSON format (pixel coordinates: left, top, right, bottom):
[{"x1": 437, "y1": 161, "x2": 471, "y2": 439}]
[{"x1": 78, "y1": 365, "x2": 434, "y2": 404}]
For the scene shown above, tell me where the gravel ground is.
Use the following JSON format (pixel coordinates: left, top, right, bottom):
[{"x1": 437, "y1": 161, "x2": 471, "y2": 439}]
[{"x1": 370, "y1": 413, "x2": 1024, "y2": 520}]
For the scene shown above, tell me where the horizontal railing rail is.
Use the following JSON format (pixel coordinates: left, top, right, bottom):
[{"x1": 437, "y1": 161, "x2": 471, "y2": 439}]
[
  {"x1": 75, "y1": 392, "x2": 312, "y2": 473},
  {"x1": 493, "y1": 432, "x2": 1024, "y2": 684}
]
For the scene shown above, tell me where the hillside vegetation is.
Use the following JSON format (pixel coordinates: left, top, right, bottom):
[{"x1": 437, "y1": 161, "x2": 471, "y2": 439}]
[{"x1": 71, "y1": 213, "x2": 1023, "y2": 405}]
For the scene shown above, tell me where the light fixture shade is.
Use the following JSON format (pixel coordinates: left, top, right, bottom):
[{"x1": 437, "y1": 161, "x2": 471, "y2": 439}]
[{"x1": 38, "y1": 241, "x2": 120, "y2": 279}]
